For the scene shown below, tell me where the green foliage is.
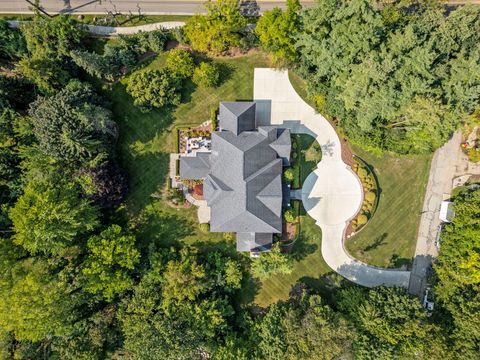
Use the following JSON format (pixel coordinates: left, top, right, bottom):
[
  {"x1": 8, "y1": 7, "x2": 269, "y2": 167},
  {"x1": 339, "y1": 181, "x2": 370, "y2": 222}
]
[
  {"x1": 21, "y1": 14, "x2": 84, "y2": 60},
  {"x1": 253, "y1": 291, "x2": 354, "y2": 359},
  {"x1": 432, "y1": 187, "x2": 480, "y2": 356},
  {"x1": 19, "y1": 14, "x2": 85, "y2": 93},
  {"x1": 70, "y1": 49, "x2": 115, "y2": 81},
  {"x1": 283, "y1": 168, "x2": 295, "y2": 182},
  {"x1": 0, "y1": 108, "x2": 22, "y2": 201},
  {"x1": 165, "y1": 49, "x2": 195, "y2": 78},
  {"x1": 183, "y1": 0, "x2": 248, "y2": 54},
  {"x1": 193, "y1": 62, "x2": 221, "y2": 87},
  {"x1": 118, "y1": 247, "x2": 243, "y2": 358},
  {"x1": 251, "y1": 243, "x2": 294, "y2": 279},
  {"x1": 339, "y1": 287, "x2": 432, "y2": 358},
  {"x1": 211, "y1": 105, "x2": 219, "y2": 130},
  {"x1": 357, "y1": 214, "x2": 368, "y2": 225},
  {"x1": 255, "y1": 0, "x2": 301, "y2": 63},
  {"x1": 365, "y1": 191, "x2": 376, "y2": 203},
  {"x1": 0, "y1": 19, "x2": 26, "y2": 60},
  {"x1": 18, "y1": 57, "x2": 70, "y2": 94},
  {"x1": 126, "y1": 68, "x2": 182, "y2": 109},
  {"x1": 83, "y1": 225, "x2": 140, "y2": 301},
  {"x1": 436, "y1": 188, "x2": 480, "y2": 296},
  {"x1": 29, "y1": 81, "x2": 116, "y2": 164},
  {"x1": 10, "y1": 177, "x2": 99, "y2": 255},
  {"x1": 283, "y1": 208, "x2": 296, "y2": 223},
  {"x1": 0, "y1": 258, "x2": 83, "y2": 342},
  {"x1": 297, "y1": 1, "x2": 480, "y2": 154},
  {"x1": 199, "y1": 222, "x2": 210, "y2": 233}
]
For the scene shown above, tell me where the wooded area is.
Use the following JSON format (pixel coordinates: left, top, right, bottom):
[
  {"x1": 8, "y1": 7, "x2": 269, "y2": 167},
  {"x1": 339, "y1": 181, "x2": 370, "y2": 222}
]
[{"x1": 0, "y1": 0, "x2": 479, "y2": 358}]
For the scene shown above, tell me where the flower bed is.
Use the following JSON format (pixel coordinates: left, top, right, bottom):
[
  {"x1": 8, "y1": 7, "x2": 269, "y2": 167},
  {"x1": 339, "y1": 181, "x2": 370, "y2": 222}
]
[{"x1": 349, "y1": 155, "x2": 380, "y2": 233}]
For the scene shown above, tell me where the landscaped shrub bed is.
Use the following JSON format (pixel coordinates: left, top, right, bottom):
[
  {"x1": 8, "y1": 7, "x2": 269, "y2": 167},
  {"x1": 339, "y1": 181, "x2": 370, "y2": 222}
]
[{"x1": 351, "y1": 156, "x2": 379, "y2": 232}]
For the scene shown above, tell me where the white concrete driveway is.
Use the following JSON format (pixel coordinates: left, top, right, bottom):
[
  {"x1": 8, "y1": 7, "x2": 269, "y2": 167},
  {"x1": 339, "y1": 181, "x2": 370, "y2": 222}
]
[{"x1": 254, "y1": 68, "x2": 411, "y2": 288}]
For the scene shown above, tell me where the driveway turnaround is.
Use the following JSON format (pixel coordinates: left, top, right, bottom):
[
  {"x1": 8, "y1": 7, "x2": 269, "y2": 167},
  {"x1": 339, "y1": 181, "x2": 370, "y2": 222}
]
[{"x1": 254, "y1": 68, "x2": 411, "y2": 288}]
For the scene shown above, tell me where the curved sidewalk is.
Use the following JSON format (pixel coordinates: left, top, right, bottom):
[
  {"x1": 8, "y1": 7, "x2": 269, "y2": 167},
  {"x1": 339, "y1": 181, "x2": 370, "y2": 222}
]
[
  {"x1": 254, "y1": 68, "x2": 410, "y2": 288},
  {"x1": 7, "y1": 20, "x2": 185, "y2": 35}
]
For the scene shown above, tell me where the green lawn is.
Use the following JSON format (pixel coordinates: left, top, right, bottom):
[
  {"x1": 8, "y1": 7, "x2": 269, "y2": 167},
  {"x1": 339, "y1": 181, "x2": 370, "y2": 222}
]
[
  {"x1": 345, "y1": 146, "x2": 431, "y2": 268},
  {"x1": 254, "y1": 215, "x2": 332, "y2": 306},
  {"x1": 290, "y1": 134, "x2": 321, "y2": 189}
]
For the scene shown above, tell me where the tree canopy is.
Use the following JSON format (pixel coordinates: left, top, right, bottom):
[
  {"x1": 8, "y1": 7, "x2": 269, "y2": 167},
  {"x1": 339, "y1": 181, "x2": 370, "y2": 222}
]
[
  {"x1": 255, "y1": 0, "x2": 301, "y2": 63},
  {"x1": 82, "y1": 224, "x2": 140, "y2": 301},
  {"x1": 9, "y1": 177, "x2": 99, "y2": 255},
  {"x1": 29, "y1": 81, "x2": 116, "y2": 164},
  {"x1": 126, "y1": 68, "x2": 182, "y2": 109},
  {"x1": 183, "y1": 0, "x2": 248, "y2": 54},
  {"x1": 296, "y1": 0, "x2": 480, "y2": 154}
]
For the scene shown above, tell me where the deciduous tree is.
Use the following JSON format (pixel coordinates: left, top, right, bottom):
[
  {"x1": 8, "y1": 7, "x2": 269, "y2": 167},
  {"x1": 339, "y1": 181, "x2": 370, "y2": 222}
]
[
  {"x1": 183, "y1": 0, "x2": 247, "y2": 54},
  {"x1": 82, "y1": 224, "x2": 140, "y2": 301},
  {"x1": 10, "y1": 178, "x2": 99, "y2": 255}
]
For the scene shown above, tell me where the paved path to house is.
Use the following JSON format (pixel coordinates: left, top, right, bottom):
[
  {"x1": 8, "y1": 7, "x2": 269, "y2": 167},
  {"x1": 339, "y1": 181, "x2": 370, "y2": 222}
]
[
  {"x1": 7, "y1": 20, "x2": 184, "y2": 35},
  {"x1": 254, "y1": 68, "x2": 411, "y2": 288}
]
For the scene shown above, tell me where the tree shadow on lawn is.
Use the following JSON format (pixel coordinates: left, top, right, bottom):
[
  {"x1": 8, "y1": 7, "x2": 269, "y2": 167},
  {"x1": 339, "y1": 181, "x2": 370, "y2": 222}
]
[
  {"x1": 289, "y1": 229, "x2": 318, "y2": 262},
  {"x1": 120, "y1": 152, "x2": 169, "y2": 213},
  {"x1": 363, "y1": 232, "x2": 388, "y2": 252},
  {"x1": 389, "y1": 254, "x2": 412, "y2": 269},
  {"x1": 109, "y1": 82, "x2": 175, "y2": 144},
  {"x1": 299, "y1": 272, "x2": 356, "y2": 307},
  {"x1": 135, "y1": 206, "x2": 195, "y2": 250}
]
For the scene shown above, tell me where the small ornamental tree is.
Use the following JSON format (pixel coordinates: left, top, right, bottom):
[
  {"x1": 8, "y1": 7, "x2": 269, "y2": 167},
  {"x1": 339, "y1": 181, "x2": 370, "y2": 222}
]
[
  {"x1": 83, "y1": 224, "x2": 140, "y2": 301},
  {"x1": 193, "y1": 62, "x2": 220, "y2": 87},
  {"x1": 77, "y1": 162, "x2": 128, "y2": 208},
  {"x1": 251, "y1": 243, "x2": 294, "y2": 279},
  {"x1": 283, "y1": 168, "x2": 295, "y2": 182},
  {"x1": 284, "y1": 209, "x2": 296, "y2": 223},
  {"x1": 165, "y1": 49, "x2": 195, "y2": 79},
  {"x1": 126, "y1": 69, "x2": 182, "y2": 109}
]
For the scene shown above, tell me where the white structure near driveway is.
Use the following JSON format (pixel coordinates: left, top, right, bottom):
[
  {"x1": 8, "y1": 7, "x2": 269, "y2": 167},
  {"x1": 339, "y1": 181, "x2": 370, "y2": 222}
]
[{"x1": 254, "y1": 68, "x2": 411, "y2": 288}]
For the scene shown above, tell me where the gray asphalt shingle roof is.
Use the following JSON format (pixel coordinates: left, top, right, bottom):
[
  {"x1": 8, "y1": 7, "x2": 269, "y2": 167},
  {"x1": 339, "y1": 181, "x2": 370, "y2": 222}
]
[
  {"x1": 178, "y1": 101, "x2": 291, "y2": 252},
  {"x1": 179, "y1": 152, "x2": 211, "y2": 179},
  {"x1": 219, "y1": 102, "x2": 256, "y2": 135}
]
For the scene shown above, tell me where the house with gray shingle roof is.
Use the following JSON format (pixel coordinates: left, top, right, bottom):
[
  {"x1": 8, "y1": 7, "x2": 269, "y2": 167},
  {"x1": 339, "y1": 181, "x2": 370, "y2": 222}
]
[{"x1": 179, "y1": 102, "x2": 291, "y2": 252}]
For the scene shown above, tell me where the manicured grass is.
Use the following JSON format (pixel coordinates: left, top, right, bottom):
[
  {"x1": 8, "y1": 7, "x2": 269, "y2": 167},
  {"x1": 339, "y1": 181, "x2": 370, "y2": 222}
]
[
  {"x1": 100, "y1": 51, "x2": 270, "y2": 247},
  {"x1": 254, "y1": 215, "x2": 331, "y2": 306},
  {"x1": 345, "y1": 146, "x2": 431, "y2": 268},
  {"x1": 290, "y1": 134, "x2": 319, "y2": 189}
]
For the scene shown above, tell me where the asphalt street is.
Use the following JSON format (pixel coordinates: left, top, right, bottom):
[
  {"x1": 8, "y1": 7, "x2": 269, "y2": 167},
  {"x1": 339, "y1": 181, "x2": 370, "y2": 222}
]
[{"x1": 0, "y1": 1, "x2": 315, "y2": 15}]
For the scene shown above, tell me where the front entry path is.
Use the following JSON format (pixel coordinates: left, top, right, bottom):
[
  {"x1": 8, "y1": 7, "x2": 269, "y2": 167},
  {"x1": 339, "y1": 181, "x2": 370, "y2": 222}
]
[{"x1": 254, "y1": 68, "x2": 411, "y2": 288}]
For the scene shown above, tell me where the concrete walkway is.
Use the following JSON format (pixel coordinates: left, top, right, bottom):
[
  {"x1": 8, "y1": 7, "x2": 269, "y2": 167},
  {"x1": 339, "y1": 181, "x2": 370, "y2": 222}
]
[
  {"x1": 7, "y1": 20, "x2": 184, "y2": 36},
  {"x1": 254, "y1": 68, "x2": 411, "y2": 288}
]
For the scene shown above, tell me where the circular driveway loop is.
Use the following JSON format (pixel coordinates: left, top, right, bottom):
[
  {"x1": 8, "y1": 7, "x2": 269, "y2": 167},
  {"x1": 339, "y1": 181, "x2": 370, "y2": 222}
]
[{"x1": 254, "y1": 68, "x2": 410, "y2": 288}]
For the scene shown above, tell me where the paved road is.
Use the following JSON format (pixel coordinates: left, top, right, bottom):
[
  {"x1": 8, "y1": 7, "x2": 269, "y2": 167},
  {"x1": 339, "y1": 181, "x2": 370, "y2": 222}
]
[
  {"x1": 0, "y1": 0, "x2": 315, "y2": 15},
  {"x1": 254, "y1": 68, "x2": 411, "y2": 288},
  {"x1": 408, "y1": 133, "x2": 461, "y2": 296},
  {"x1": 409, "y1": 130, "x2": 480, "y2": 297}
]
